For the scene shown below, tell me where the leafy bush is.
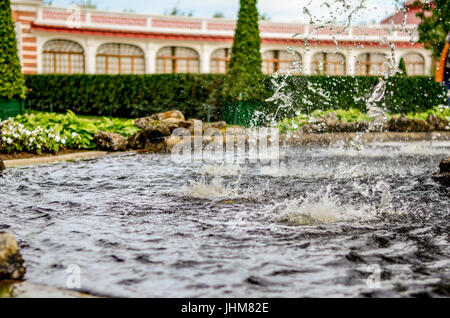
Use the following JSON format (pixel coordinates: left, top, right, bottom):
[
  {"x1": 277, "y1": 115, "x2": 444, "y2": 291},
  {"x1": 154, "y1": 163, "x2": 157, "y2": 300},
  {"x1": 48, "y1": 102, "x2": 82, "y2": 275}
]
[
  {"x1": 276, "y1": 105, "x2": 450, "y2": 133},
  {"x1": 0, "y1": 119, "x2": 63, "y2": 153},
  {"x1": 25, "y1": 74, "x2": 226, "y2": 121},
  {"x1": 24, "y1": 74, "x2": 446, "y2": 123},
  {"x1": 264, "y1": 75, "x2": 447, "y2": 119},
  {"x1": 0, "y1": 111, "x2": 140, "y2": 153},
  {"x1": 0, "y1": 0, "x2": 27, "y2": 100},
  {"x1": 402, "y1": 105, "x2": 450, "y2": 121}
]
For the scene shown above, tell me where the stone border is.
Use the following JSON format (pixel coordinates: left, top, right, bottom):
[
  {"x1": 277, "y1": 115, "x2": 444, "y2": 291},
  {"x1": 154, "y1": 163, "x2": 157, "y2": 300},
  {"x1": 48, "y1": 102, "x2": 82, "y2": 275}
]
[
  {"x1": 282, "y1": 132, "x2": 450, "y2": 146},
  {"x1": 0, "y1": 281, "x2": 99, "y2": 298},
  {"x1": 3, "y1": 151, "x2": 110, "y2": 167}
]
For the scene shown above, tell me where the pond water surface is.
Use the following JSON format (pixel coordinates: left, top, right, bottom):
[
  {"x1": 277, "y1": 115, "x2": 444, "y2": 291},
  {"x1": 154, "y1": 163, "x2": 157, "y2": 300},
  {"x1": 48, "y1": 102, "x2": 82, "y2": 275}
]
[{"x1": 0, "y1": 141, "x2": 449, "y2": 297}]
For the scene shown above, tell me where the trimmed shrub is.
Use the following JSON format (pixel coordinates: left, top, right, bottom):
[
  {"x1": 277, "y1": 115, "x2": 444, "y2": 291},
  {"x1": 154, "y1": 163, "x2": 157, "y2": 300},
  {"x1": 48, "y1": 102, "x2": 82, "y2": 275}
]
[
  {"x1": 24, "y1": 74, "x2": 447, "y2": 123},
  {"x1": 398, "y1": 57, "x2": 407, "y2": 76},
  {"x1": 263, "y1": 75, "x2": 447, "y2": 120},
  {"x1": 25, "y1": 74, "x2": 226, "y2": 121},
  {"x1": 0, "y1": 0, "x2": 27, "y2": 100},
  {"x1": 223, "y1": 0, "x2": 264, "y2": 101}
]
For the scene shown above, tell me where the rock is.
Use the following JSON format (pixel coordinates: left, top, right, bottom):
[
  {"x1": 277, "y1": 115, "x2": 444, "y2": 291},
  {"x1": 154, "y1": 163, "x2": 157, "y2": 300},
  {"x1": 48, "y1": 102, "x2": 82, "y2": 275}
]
[
  {"x1": 166, "y1": 135, "x2": 181, "y2": 152},
  {"x1": 127, "y1": 131, "x2": 167, "y2": 153},
  {"x1": 134, "y1": 138, "x2": 167, "y2": 154},
  {"x1": 427, "y1": 115, "x2": 449, "y2": 131},
  {"x1": 439, "y1": 157, "x2": 450, "y2": 172},
  {"x1": 127, "y1": 131, "x2": 147, "y2": 150},
  {"x1": 94, "y1": 132, "x2": 127, "y2": 151},
  {"x1": 433, "y1": 172, "x2": 450, "y2": 186},
  {"x1": 128, "y1": 117, "x2": 192, "y2": 152},
  {"x1": 134, "y1": 110, "x2": 185, "y2": 129},
  {"x1": 150, "y1": 110, "x2": 185, "y2": 122},
  {"x1": 0, "y1": 233, "x2": 26, "y2": 281},
  {"x1": 143, "y1": 121, "x2": 173, "y2": 138},
  {"x1": 388, "y1": 116, "x2": 433, "y2": 132},
  {"x1": 0, "y1": 158, "x2": 5, "y2": 172},
  {"x1": 161, "y1": 118, "x2": 192, "y2": 130},
  {"x1": 433, "y1": 157, "x2": 450, "y2": 186},
  {"x1": 205, "y1": 121, "x2": 227, "y2": 131},
  {"x1": 355, "y1": 121, "x2": 370, "y2": 132},
  {"x1": 134, "y1": 117, "x2": 157, "y2": 130},
  {"x1": 324, "y1": 113, "x2": 340, "y2": 130}
]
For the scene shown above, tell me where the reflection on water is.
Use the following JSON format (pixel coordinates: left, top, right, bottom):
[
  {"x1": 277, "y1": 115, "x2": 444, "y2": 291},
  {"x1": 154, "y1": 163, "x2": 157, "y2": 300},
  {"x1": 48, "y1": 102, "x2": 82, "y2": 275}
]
[{"x1": 0, "y1": 142, "x2": 449, "y2": 297}]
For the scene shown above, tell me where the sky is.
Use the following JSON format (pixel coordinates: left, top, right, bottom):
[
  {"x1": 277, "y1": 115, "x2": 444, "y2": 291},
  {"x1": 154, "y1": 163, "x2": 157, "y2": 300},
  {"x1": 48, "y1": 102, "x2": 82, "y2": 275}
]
[{"x1": 48, "y1": 0, "x2": 406, "y2": 24}]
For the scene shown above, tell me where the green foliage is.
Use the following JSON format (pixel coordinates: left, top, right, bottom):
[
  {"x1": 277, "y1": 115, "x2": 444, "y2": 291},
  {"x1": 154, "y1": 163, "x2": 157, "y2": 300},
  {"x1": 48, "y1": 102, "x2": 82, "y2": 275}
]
[
  {"x1": 402, "y1": 105, "x2": 450, "y2": 121},
  {"x1": 398, "y1": 57, "x2": 407, "y2": 76},
  {"x1": 277, "y1": 106, "x2": 450, "y2": 133},
  {"x1": 223, "y1": 0, "x2": 264, "y2": 101},
  {"x1": 24, "y1": 74, "x2": 446, "y2": 123},
  {"x1": 0, "y1": 0, "x2": 27, "y2": 100},
  {"x1": 25, "y1": 74, "x2": 226, "y2": 121},
  {"x1": 263, "y1": 75, "x2": 447, "y2": 120},
  {"x1": 0, "y1": 111, "x2": 140, "y2": 153},
  {"x1": 416, "y1": 0, "x2": 450, "y2": 59},
  {"x1": 277, "y1": 108, "x2": 372, "y2": 134}
]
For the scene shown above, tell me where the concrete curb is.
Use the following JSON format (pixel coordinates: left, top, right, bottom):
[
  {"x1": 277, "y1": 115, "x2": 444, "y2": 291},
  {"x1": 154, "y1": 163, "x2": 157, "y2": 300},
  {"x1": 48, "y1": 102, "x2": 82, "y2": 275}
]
[
  {"x1": 4, "y1": 151, "x2": 109, "y2": 167},
  {"x1": 0, "y1": 281, "x2": 99, "y2": 298},
  {"x1": 282, "y1": 132, "x2": 450, "y2": 146}
]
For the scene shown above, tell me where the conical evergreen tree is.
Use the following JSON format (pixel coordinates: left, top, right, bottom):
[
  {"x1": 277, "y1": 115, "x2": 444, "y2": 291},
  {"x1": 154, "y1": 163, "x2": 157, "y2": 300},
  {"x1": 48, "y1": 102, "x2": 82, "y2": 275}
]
[
  {"x1": 223, "y1": 0, "x2": 263, "y2": 101},
  {"x1": 398, "y1": 57, "x2": 408, "y2": 76},
  {"x1": 0, "y1": 0, "x2": 26, "y2": 100}
]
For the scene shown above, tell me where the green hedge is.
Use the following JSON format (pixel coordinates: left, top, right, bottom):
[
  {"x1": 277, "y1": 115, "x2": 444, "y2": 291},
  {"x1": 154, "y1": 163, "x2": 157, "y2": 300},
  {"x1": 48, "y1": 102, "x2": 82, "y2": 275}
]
[
  {"x1": 24, "y1": 74, "x2": 446, "y2": 122},
  {"x1": 263, "y1": 75, "x2": 447, "y2": 120},
  {"x1": 25, "y1": 74, "x2": 226, "y2": 121}
]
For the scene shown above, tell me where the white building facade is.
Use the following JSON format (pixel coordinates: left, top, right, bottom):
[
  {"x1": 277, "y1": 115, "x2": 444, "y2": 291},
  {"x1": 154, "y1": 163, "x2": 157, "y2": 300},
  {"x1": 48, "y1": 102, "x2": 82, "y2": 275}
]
[{"x1": 11, "y1": 0, "x2": 432, "y2": 77}]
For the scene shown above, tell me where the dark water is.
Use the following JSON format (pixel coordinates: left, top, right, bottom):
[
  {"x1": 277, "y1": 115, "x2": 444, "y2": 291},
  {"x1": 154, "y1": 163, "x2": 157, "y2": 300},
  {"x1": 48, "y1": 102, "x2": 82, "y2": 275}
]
[{"x1": 0, "y1": 141, "x2": 449, "y2": 297}]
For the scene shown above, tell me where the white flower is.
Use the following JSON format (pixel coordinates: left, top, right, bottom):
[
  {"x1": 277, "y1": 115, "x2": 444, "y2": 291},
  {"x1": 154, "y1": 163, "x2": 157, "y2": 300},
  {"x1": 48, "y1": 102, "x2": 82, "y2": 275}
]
[{"x1": 6, "y1": 138, "x2": 13, "y2": 144}]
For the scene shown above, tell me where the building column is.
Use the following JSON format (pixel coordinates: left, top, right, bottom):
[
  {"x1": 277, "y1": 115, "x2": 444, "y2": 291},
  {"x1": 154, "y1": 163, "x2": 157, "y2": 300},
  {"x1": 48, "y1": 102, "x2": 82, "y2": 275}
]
[
  {"x1": 347, "y1": 48, "x2": 356, "y2": 76},
  {"x1": 200, "y1": 45, "x2": 214, "y2": 74},
  {"x1": 85, "y1": 39, "x2": 97, "y2": 74},
  {"x1": 303, "y1": 50, "x2": 312, "y2": 75},
  {"x1": 424, "y1": 51, "x2": 433, "y2": 76},
  {"x1": 146, "y1": 43, "x2": 160, "y2": 74}
]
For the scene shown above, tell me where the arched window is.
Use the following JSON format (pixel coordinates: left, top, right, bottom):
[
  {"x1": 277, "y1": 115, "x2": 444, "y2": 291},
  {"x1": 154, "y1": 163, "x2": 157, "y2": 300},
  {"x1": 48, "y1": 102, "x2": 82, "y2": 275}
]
[
  {"x1": 312, "y1": 52, "x2": 346, "y2": 76},
  {"x1": 262, "y1": 50, "x2": 302, "y2": 74},
  {"x1": 42, "y1": 40, "x2": 85, "y2": 74},
  {"x1": 356, "y1": 53, "x2": 388, "y2": 76},
  {"x1": 210, "y1": 48, "x2": 231, "y2": 74},
  {"x1": 156, "y1": 47, "x2": 200, "y2": 74},
  {"x1": 96, "y1": 43, "x2": 145, "y2": 74},
  {"x1": 403, "y1": 53, "x2": 425, "y2": 76}
]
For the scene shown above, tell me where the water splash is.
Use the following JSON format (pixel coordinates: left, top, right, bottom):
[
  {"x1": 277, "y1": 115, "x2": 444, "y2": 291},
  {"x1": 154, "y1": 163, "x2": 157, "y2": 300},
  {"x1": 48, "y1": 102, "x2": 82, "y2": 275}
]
[
  {"x1": 366, "y1": 79, "x2": 388, "y2": 132},
  {"x1": 275, "y1": 179, "x2": 404, "y2": 226},
  {"x1": 275, "y1": 185, "x2": 376, "y2": 225},
  {"x1": 201, "y1": 164, "x2": 245, "y2": 177},
  {"x1": 182, "y1": 176, "x2": 241, "y2": 199}
]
